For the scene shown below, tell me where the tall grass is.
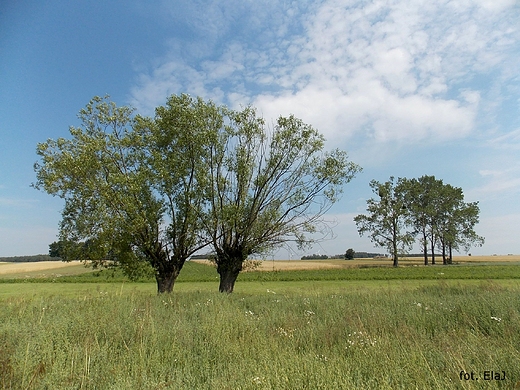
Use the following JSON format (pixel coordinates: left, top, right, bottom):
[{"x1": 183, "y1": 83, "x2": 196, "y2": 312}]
[{"x1": 1, "y1": 281, "x2": 519, "y2": 389}]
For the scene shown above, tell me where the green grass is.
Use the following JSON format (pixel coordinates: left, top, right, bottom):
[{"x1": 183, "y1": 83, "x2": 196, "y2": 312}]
[
  {"x1": 1, "y1": 280, "x2": 520, "y2": 389},
  {"x1": 1, "y1": 263, "x2": 520, "y2": 389},
  {"x1": 1, "y1": 261, "x2": 519, "y2": 285}
]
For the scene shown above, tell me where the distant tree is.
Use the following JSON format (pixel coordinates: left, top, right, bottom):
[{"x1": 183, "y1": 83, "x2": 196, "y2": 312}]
[
  {"x1": 403, "y1": 176, "x2": 484, "y2": 265},
  {"x1": 201, "y1": 108, "x2": 361, "y2": 292},
  {"x1": 301, "y1": 254, "x2": 329, "y2": 260},
  {"x1": 435, "y1": 190, "x2": 484, "y2": 264},
  {"x1": 354, "y1": 177, "x2": 415, "y2": 267},
  {"x1": 401, "y1": 176, "x2": 444, "y2": 265},
  {"x1": 345, "y1": 248, "x2": 355, "y2": 260}
]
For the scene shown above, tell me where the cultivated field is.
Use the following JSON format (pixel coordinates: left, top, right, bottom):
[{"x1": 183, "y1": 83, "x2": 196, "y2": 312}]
[
  {"x1": 195, "y1": 254, "x2": 520, "y2": 271},
  {"x1": 0, "y1": 260, "x2": 519, "y2": 388},
  {"x1": 2, "y1": 255, "x2": 519, "y2": 278},
  {"x1": 0, "y1": 261, "x2": 92, "y2": 279}
]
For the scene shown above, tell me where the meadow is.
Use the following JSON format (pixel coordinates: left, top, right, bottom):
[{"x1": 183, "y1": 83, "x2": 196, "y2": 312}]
[{"x1": 0, "y1": 260, "x2": 519, "y2": 389}]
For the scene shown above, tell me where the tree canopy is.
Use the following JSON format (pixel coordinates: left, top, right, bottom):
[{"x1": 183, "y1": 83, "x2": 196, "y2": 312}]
[
  {"x1": 34, "y1": 95, "x2": 213, "y2": 293},
  {"x1": 354, "y1": 177, "x2": 415, "y2": 267},
  {"x1": 355, "y1": 175, "x2": 484, "y2": 266},
  {"x1": 34, "y1": 95, "x2": 361, "y2": 293},
  {"x1": 199, "y1": 108, "x2": 361, "y2": 292}
]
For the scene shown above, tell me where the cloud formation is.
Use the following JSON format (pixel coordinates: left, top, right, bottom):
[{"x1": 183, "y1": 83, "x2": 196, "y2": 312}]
[{"x1": 130, "y1": 0, "x2": 519, "y2": 148}]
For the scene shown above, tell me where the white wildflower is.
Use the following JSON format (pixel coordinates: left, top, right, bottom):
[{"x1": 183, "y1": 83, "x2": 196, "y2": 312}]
[
  {"x1": 275, "y1": 327, "x2": 295, "y2": 338},
  {"x1": 315, "y1": 354, "x2": 328, "y2": 362},
  {"x1": 491, "y1": 316, "x2": 502, "y2": 322},
  {"x1": 252, "y1": 376, "x2": 263, "y2": 384}
]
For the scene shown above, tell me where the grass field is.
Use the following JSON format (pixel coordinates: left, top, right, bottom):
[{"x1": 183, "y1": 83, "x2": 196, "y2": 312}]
[{"x1": 0, "y1": 259, "x2": 519, "y2": 389}]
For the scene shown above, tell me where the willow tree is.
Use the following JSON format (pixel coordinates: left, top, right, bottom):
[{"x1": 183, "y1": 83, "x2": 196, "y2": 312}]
[
  {"x1": 34, "y1": 95, "x2": 212, "y2": 293},
  {"x1": 202, "y1": 108, "x2": 361, "y2": 292}
]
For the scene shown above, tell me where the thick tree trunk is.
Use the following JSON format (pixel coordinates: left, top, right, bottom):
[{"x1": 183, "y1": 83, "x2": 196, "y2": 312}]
[
  {"x1": 218, "y1": 268, "x2": 240, "y2": 293},
  {"x1": 442, "y1": 241, "x2": 447, "y2": 265},
  {"x1": 156, "y1": 270, "x2": 178, "y2": 294},
  {"x1": 430, "y1": 239, "x2": 436, "y2": 265},
  {"x1": 216, "y1": 253, "x2": 244, "y2": 293},
  {"x1": 146, "y1": 245, "x2": 183, "y2": 294},
  {"x1": 448, "y1": 244, "x2": 453, "y2": 264}
]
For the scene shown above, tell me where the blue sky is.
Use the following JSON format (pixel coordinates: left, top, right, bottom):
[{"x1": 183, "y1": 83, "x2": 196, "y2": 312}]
[{"x1": 1, "y1": 0, "x2": 519, "y2": 258}]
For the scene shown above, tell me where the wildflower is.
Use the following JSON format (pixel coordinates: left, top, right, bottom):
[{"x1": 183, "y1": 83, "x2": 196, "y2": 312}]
[
  {"x1": 275, "y1": 327, "x2": 295, "y2": 338},
  {"x1": 491, "y1": 316, "x2": 502, "y2": 322},
  {"x1": 304, "y1": 310, "x2": 315, "y2": 316},
  {"x1": 252, "y1": 376, "x2": 263, "y2": 384},
  {"x1": 346, "y1": 331, "x2": 377, "y2": 348},
  {"x1": 315, "y1": 354, "x2": 328, "y2": 362},
  {"x1": 266, "y1": 289, "x2": 276, "y2": 294}
]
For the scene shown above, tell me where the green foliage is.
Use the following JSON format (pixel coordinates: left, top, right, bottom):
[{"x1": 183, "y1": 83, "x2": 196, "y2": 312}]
[
  {"x1": 202, "y1": 106, "x2": 361, "y2": 291},
  {"x1": 34, "y1": 96, "x2": 165, "y2": 275},
  {"x1": 34, "y1": 95, "x2": 222, "y2": 293},
  {"x1": 354, "y1": 177, "x2": 415, "y2": 266},
  {"x1": 0, "y1": 255, "x2": 59, "y2": 263},
  {"x1": 35, "y1": 94, "x2": 360, "y2": 293},
  {"x1": 301, "y1": 254, "x2": 329, "y2": 260},
  {"x1": 345, "y1": 248, "x2": 355, "y2": 260},
  {"x1": 1, "y1": 282, "x2": 519, "y2": 388},
  {"x1": 356, "y1": 175, "x2": 485, "y2": 267},
  {"x1": 401, "y1": 175, "x2": 484, "y2": 264}
]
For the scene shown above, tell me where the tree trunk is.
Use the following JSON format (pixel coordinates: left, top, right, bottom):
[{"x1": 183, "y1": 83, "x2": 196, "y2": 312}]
[
  {"x1": 422, "y1": 230, "x2": 428, "y2": 266},
  {"x1": 448, "y1": 243, "x2": 453, "y2": 264},
  {"x1": 442, "y1": 240, "x2": 447, "y2": 265},
  {"x1": 156, "y1": 269, "x2": 178, "y2": 294},
  {"x1": 430, "y1": 239, "x2": 436, "y2": 265},
  {"x1": 216, "y1": 253, "x2": 244, "y2": 293},
  {"x1": 392, "y1": 237, "x2": 398, "y2": 267},
  {"x1": 218, "y1": 268, "x2": 240, "y2": 293},
  {"x1": 147, "y1": 245, "x2": 183, "y2": 294},
  {"x1": 392, "y1": 219, "x2": 398, "y2": 267}
]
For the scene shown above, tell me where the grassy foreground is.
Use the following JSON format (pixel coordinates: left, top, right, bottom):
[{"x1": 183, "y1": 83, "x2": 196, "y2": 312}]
[{"x1": 1, "y1": 279, "x2": 520, "y2": 389}]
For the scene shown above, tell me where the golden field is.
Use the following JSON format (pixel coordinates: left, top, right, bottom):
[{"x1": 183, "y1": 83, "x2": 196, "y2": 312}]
[
  {"x1": 0, "y1": 255, "x2": 518, "y2": 277},
  {"x1": 194, "y1": 254, "x2": 520, "y2": 272},
  {"x1": 0, "y1": 260, "x2": 88, "y2": 278}
]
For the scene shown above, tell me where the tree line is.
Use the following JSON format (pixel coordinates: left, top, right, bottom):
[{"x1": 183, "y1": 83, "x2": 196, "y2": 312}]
[
  {"x1": 34, "y1": 95, "x2": 360, "y2": 293},
  {"x1": 354, "y1": 176, "x2": 484, "y2": 267},
  {"x1": 0, "y1": 255, "x2": 60, "y2": 263}
]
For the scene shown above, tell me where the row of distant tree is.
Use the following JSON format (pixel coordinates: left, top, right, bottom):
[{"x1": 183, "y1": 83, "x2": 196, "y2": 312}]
[
  {"x1": 354, "y1": 176, "x2": 484, "y2": 267},
  {"x1": 300, "y1": 251, "x2": 386, "y2": 260},
  {"x1": 0, "y1": 255, "x2": 59, "y2": 262}
]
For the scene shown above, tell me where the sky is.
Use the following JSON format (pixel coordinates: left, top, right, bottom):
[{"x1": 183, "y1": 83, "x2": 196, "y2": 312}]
[{"x1": 1, "y1": 0, "x2": 519, "y2": 258}]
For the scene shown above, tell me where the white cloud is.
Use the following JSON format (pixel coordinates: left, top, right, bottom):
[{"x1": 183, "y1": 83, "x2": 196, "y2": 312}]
[
  {"x1": 130, "y1": 0, "x2": 519, "y2": 148},
  {"x1": 472, "y1": 165, "x2": 520, "y2": 197}
]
